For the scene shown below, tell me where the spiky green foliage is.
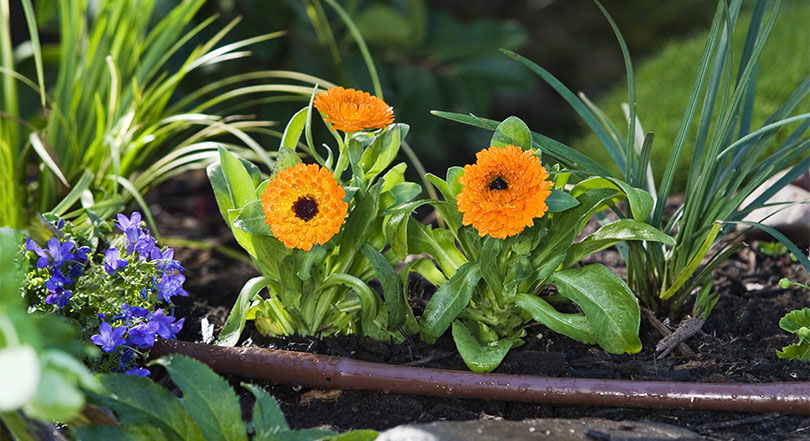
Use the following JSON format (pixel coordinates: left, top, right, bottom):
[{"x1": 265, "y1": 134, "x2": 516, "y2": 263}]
[{"x1": 0, "y1": 0, "x2": 326, "y2": 234}]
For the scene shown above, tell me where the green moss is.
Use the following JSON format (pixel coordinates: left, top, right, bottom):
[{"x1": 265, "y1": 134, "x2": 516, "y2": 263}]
[{"x1": 574, "y1": 1, "x2": 810, "y2": 192}]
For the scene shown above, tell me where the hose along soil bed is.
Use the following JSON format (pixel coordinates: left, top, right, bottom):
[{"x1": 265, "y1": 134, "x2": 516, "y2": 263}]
[{"x1": 151, "y1": 185, "x2": 810, "y2": 441}]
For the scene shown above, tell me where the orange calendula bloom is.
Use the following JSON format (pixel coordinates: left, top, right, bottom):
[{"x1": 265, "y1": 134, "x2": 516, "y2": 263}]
[
  {"x1": 261, "y1": 163, "x2": 348, "y2": 250},
  {"x1": 313, "y1": 87, "x2": 394, "y2": 133},
  {"x1": 456, "y1": 145, "x2": 553, "y2": 239}
]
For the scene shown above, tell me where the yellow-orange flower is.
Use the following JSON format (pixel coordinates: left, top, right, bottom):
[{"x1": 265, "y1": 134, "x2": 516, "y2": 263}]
[
  {"x1": 313, "y1": 87, "x2": 394, "y2": 133},
  {"x1": 261, "y1": 163, "x2": 348, "y2": 250},
  {"x1": 456, "y1": 146, "x2": 553, "y2": 239}
]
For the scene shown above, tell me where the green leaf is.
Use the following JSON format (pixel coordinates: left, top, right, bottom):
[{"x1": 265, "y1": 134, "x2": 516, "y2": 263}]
[
  {"x1": 336, "y1": 184, "x2": 380, "y2": 272},
  {"x1": 219, "y1": 147, "x2": 258, "y2": 209},
  {"x1": 779, "y1": 308, "x2": 810, "y2": 334},
  {"x1": 776, "y1": 342, "x2": 810, "y2": 361},
  {"x1": 563, "y1": 219, "x2": 675, "y2": 267},
  {"x1": 234, "y1": 201, "x2": 272, "y2": 236},
  {"x1": 384, "y1": 199, "x2": 432, "y2": 259},
  {"x1": 491, "y1": 116, "x2": 532, "y2": 150},
  {"x1": 296, "y1": 246, "x2": 326, "y2": 281},
  {"x1": 241, "y1": 383, "x2": 289, "y2": 438},
  {"x1": 451, "y1": 321, "x2": 517, "y2": 373},
  {"x1": 217, "y1": 277, "x2": 270, "y2": 347},
  {"x1": 364, "y1": 124, "x2": 407, "y2": 180},
  {"x1": 549, "y1": 264, "x2": 642, "y2": 354},
  {"x1": 570, "y1": 177, "x2": 652, "y2": 221},
  {"x1": 271, "y1": 147, "x2": 302, "y2": 179},
  {"x1": 388, "y1": 182, "x2": 422, "y2": 207},
  {"x1": 447, "y1": 166, "x2": 464, "y2": 197},
  {"x1": 420, "y1": 263, "x2": 481, "y2": 341},
  {"x1": 406, "y1": 220, "x2": 467, "y2": 278},
  {"x1": 329, "y1": 430, "x2": 380, "y2": 441},
  {"x1": 380, "y1": 163, "x2": 407, "y2": 192},
  {"x1": 361, "y1": 244, "x2": 406, "y2": 330},
  {"x1": 480, "y1": 237, "x2": 503, "y2": 297},
  {"x1": 73, "y1": 425, "x2": 152, "y2": 441},
  {"x1": 515, "y1": 295, "x2": 597, "y2": 345},
  {"x1": 545, "y1": 190, "x2": 579, "y2": 213},
  {"x1": 281, "y1": 107, "x2": 309, "y2": 151},
  {"x1": 152, "y1": 355, "x2": 247, "y2": 441},
  {"x1": 90, "y1": 374, "x2": 205, "y2": 441}
]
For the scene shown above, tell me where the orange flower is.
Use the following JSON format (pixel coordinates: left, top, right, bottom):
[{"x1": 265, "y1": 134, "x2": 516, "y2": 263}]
[
  {"x1": 261, "y1": 163, "x2": 348, "y2": 250},
  {"x1": 456, "y1": 146, "x2": 553, "y2": 239},
  {"x1": 313, "y1": 87, "x2": 394, "y2": 133}
]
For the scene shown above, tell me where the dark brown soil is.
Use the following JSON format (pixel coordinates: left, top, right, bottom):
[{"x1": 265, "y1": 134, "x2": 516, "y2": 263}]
[{"x1": 150, "y1": 173, "x2": 810, "y2": 441}]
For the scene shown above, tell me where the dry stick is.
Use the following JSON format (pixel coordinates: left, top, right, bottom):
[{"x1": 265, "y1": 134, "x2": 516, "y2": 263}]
[
  {"x1": 151, "y1": 340, "x2": 810, "y2": 416},
  {"x1": 641, "y1": 308, "x2": 695, "y2": 358},
  {"x1": 655, "y1": 316, "x2": 707, "y2": 359}
]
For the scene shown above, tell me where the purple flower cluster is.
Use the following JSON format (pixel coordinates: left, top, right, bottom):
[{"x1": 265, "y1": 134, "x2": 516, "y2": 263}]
[
  {"x1": 90, "y1": 303, "x2": 185, "y2": 376},
  {"x1": 26, "y1": 223, "x2": 90, "y2": 308},
  {"x1": 113, "y1": 213, "x2": 188, "y2": 304}
]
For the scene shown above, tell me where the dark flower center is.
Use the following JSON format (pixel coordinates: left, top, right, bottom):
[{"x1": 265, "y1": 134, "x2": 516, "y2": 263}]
[
  {"x1": 293, "y1": 195, "x2": 319, "y2": 221},
  {"x1": 489, "y1": 177, "x2": 508, "y2": 191}
]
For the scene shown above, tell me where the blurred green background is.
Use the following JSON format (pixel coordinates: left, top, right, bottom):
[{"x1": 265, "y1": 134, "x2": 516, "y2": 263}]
[{"x1": 10, "y1": 0, "x2": 806, "y2": 190}]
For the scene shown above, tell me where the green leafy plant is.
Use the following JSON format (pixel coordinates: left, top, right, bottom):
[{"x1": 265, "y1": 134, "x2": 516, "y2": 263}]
[
  {"x1": 434, "y1": 0, "x2": 810, "y2": 322},
  {"x1": 0, "y1": 227, "x2": 101, "y2": 439},
  {"x1": 390, "y1": 117, "x2": 674, "y2": 372},
  {"x1": 210, "y1": 90, "x2": 421, "y2": 344},
  {"x1": 73, "y1": 354, "x2": 377, "y2": 441},
  {"x1": 1, "y1": 0, "x2": 325, "y2": 235},
  {"x1": 777, "y1": 278, "x2": 810, "y2": 361}
]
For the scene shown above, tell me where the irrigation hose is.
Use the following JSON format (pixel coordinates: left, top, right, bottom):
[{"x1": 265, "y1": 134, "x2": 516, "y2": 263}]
[{"x1": 151, "y1": 340, "x2": 810, "y2": 415}]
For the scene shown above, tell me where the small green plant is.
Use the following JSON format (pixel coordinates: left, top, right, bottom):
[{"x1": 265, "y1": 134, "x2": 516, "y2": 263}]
[
  {"x1": 777, "y1": 278, "x2": 810, "y2": 361},
  {"x1": 434, "y1": 0, "x2": 810, "y2": 322},
  {"x1": 0, "y1": 228, "x2": 101, "y2": 437},
  {"x1": 758, "y1": 241, "x2": 789, "y2": 257},
  {"x1": 210, "y1": 87, "x2": 421, "y2": 343},
  {"x1": 72, "y1": 354, "x2": 377, "y2": 441},
  {"x1": 390, "y1": 117, "x2": 674, "y2": 371}
]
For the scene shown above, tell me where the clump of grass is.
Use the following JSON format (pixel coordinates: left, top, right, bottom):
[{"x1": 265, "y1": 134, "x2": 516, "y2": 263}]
[{"x1": 574, "y1": 0, "x2": 809, "y2": 192}]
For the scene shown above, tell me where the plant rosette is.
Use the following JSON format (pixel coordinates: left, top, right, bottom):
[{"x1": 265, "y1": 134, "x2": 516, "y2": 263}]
[
  {"x1": 20, "y1": 213, "x2": 187, "y2": 376},
  {"x1": 210, "y1": 87, "x2": 421, "y2": 345},
  {"x1": 389, "y1": 116, "x2": 675, "y2": 372}
]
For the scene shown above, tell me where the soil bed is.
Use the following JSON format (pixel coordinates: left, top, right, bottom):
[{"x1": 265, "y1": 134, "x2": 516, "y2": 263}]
[{"x1": 150, "y1": 174, "x2": 810, "y2": 441}]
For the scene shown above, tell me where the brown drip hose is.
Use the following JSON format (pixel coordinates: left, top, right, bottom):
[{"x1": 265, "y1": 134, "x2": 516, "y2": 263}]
[{"x1": 151, "y1": 339, "x2": 810, "y2": 415}]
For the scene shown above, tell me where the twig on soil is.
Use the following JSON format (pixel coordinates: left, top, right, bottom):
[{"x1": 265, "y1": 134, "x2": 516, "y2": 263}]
[
  {"x1": 655, "y1": 316, "x2": 707, "y2": 359},
  {"x1": 641, "y1": 309, "x2": 695, "y2": 358}
]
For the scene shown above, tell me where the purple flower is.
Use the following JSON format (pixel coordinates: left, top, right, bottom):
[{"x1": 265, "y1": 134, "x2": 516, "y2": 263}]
[
  {"x1": 170, "y1": 318, "x2": 185, "y2": 338},
  {"x1": 127, "y1": 321, "x2": 159, "y2": 349},
  {"x1": 98, "y1": 313, "x2": 106, "y2": 320},
  {"x1": 121, "y1": 303, "x2": 149, "y2": 319},
  {"x1": 90, "y1": 322, "x2": 127, "y2": 353},
  {"x1": 140, "y1": 288, "x2": 149, "y2": 300},
  {"x1": 150, "y1": 309, "x2": 182, "y2": 340},
  {"x1": 67, "y1": 263, "x2": 83, "y2": 281},
  {"x1": 104, "y1": 248, "x2": 128, "y2": 275},
  {"x1": 125, "y1": 367, "x2": 150, "y2": 377},
  {"x1": 74, "y1": 246, "x2": 90, "y2": 264},
  {"x1": 157, "y1": 273, "x2": 188, "y2": 303},
  {"x1": 44, "y1": 288, "x2": 71, "y2": 307},
  {"x1": 154, "y1": 248, "x2": 184, "y2": 274},
  {"x1": 44, "y1": 237, "x2": 75, "y2": 268},
  {"x1": 134, "y1": 231, "x2": 157, "y2": 259},
  {"x1": 45, "y1": 269, "x2": 71, "y2": 292},
  {"x1": 27, "y1": 238, "x2": 50, "y2": 269},
  {"x1": 56, "y1": 219, "x2": 65, "y2": 230},
  {"x1": 116, "y1": 212, "x2": 142, "y2": 252}
]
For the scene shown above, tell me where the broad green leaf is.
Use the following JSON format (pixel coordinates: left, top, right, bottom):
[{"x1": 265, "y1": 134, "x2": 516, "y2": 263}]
[
  {"x1": 570, "y1": 177, "x2": 652, "y2": 221},
  {"x1": 515, "y1": 294, "x2": 597, "y2": 345},
  {"x1": 420, "y1": 263, "x2": 481, "y2": 341},
  {"x1": 388, "y1": 182, "x2": 422, "y2": 207},
  {"x1": 380, "y1": 163, "x2": 407, "y2": 192},
  {"x1": 549, "y1": 264, "x2": 642, "y2": 354},
  {"x1": 234, "y1": 201, "x2": 272, "y2": 236},
  {"x1": 384, "y1": 199, "x2": 433, "y2": 259},
  {"x1": 217, "y1": 277, "x2": 270, "y2": 347},
  {"x1": 447, "y1": 166, "x2": 464, "y2": 197},
  {"x1": 152, "y1": 355, "x2": 247, "y2": 441},
  {"x1": 480, "y1": 237, "x2": 503, "y2": 296},
  {"x1": 545, "y1": 190, "x2": 579, "y2": 213},
  {"x1": 361, "y1": 244, "x2": 406, "y2": 330},
  {"x1": 365, "y1": 124, "x2": 408, "y2": 180},
  {"x1": 778, "y1": 308, "x2": 810, "y2": 361},
  {"x1": 280, "y1": 107, "x2": 309, "y2": 151},
  {"x1": 406, "y1": 220, "x2": 467, "y2": 278},
  {"x1": 241, "y1": 383, "x2": 289, "y2": 437},
  {"x1": 336, "y1": 184, "x2": 380, "y2": 271},
  {"x1": 779, "y1": 308, "x2": 810, "y2": 334},
  {"x1": 563, "y1": 219, "x2": 675, "y2": 267},
  {"x1": 296, "y1": 246, "x2": 326, "y2": 281},
  {"x1": 452, "y1": 321, "x2": 516, "y2": 373},
  {"x1": 90, "y1": 374, "x2": 205, "y2": 441},
  {"x1": 219, "y1": 147, "x2": 257, "y2": 209},
  {"x1": 73, "y1": 425, "x2": 154, "y2": 441},
  {"x1": 491, "y1": 116, "x2": 532, "y2": 150},
  {"x1": 777, "y1": 343, "x2": 810, "y2": 361}
]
